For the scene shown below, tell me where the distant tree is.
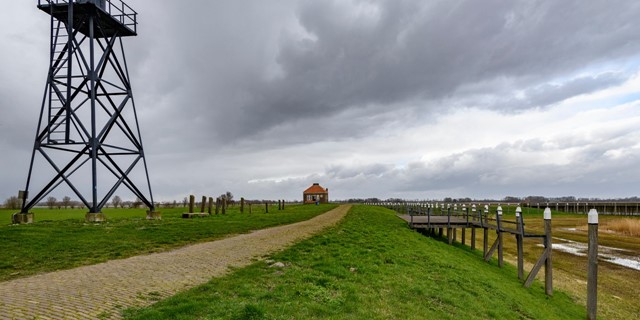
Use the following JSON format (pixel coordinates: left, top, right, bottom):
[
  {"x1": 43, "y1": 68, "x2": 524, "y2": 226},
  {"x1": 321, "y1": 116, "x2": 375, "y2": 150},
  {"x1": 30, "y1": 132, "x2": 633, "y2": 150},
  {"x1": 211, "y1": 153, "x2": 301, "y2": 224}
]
[
  {"x1": 3, "y1": 196, "x2": 20, "y2": 210},
  {"x1": 46, "y1": 196, "x2": 57, "y2": 209},
  {"x1": 182, "y1": 197, "x2": 188, "y2": 208},
  {"x1": 132, "y1": 198, "x2": 143, "y2": 209},
  {"x1": 503, "y1": 196, "x2": 521, "y2": 203},
  {"x1": 443, "y1": 197, "x2": 453, "y2": 203},
  {"x1": 219, "y1": 191, "x2": 234, "y2": 205},
  {"x1": 525, "y1": 196, "x2": 548, "y2": 205},
  {"x1": 172, "y1": 200, "x2": 177, "y2": 208},
  {"x1": 111, "y1": 195, "x2": 122, "y2": 209},
  {"x1": 62, "y1": 196, "x2": 71, "y2": 209}
]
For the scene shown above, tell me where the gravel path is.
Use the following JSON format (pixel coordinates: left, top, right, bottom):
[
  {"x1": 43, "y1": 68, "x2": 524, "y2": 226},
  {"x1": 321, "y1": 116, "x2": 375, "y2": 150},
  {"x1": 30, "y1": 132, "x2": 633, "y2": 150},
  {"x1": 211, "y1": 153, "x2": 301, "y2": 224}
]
[{"x1": 0, "y1": 205, "x2": 351, "y2": 320}]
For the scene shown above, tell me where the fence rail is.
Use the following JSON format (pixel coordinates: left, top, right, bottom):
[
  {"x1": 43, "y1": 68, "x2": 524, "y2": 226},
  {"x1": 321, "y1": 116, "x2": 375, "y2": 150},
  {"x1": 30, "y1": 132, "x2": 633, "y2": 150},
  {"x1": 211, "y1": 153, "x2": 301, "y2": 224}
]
[{"x1": 38, "y1": 0, "x2": 138, "y2": 34}]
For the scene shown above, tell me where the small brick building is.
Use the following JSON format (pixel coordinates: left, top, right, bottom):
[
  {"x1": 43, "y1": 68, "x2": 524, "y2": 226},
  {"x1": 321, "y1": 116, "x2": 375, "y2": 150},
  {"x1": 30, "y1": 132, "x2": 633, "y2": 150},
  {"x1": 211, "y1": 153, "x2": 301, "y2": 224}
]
[{"x1": 303, "y1": 183, "x2": 329, "y2": 204}]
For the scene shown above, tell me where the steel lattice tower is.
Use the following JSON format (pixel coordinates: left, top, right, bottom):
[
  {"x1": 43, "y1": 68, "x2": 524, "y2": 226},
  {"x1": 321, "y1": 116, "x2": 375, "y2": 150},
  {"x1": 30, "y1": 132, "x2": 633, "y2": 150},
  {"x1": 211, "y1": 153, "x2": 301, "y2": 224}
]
[{"x1": 14, "y1": 0, "x2": 156, "y2": 223}]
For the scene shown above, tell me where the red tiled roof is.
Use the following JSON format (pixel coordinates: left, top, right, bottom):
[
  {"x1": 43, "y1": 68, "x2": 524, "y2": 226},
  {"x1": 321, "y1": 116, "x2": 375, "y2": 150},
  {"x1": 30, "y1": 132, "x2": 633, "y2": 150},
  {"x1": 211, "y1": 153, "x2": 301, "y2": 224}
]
[{"x1": 303, "y1": 184, "x2": 327, "y2": 194}]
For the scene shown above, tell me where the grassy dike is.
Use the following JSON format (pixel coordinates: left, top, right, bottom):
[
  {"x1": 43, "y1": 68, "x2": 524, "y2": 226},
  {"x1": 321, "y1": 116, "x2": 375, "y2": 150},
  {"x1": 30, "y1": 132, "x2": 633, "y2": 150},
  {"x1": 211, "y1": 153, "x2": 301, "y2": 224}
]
[
  {"x1": 0, "y1": 204, "x2": 337, "y2": 281},
  {"x1": 124, "y1": 205, "x2": 584, "y2": 319}
]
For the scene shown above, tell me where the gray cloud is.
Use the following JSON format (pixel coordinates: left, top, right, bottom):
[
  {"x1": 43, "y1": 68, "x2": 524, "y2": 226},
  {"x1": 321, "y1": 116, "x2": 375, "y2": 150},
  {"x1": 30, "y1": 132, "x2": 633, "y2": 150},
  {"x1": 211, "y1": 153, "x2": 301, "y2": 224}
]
[
  {"x1": 208, "y1": 0, "x2": 640, "y2": 143},
  {"x1": 1, "y1": 0, "x2": 639, "y2": 202}
]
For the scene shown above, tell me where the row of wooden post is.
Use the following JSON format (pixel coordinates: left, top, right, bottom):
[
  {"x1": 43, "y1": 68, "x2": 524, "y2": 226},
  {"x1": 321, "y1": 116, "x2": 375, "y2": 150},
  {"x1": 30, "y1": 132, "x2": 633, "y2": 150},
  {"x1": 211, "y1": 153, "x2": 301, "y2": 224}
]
[
  {"x1": 186, "y1": 195, "x2": 287, "y2": 215},
  {"x1": 186, "y1": 195, "x2": 245, "y2": 215}
]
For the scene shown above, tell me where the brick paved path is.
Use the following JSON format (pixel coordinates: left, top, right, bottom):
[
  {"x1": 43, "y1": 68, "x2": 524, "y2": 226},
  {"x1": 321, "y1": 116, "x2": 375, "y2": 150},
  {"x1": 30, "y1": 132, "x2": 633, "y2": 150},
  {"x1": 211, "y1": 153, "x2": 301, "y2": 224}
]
[{"x1": 0, "y1": 205, "x2": 351, "y2": 320}]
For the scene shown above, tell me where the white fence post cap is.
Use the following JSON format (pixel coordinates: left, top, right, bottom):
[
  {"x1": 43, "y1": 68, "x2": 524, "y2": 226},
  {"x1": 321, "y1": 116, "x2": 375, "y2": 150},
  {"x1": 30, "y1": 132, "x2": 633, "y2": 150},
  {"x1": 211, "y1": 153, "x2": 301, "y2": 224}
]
[
  {"x1": 544, "y1": 207, "x2": 552, "y2": 220},
  {"x1": 588, "y1": 209, "x2": 598, "y2": 224},
  {"x1": 515, "y1": 206, "x2": 522, "y2": 217},
  {"x1": 497, "y1": 205, "x2": 503, "y2": 215}
]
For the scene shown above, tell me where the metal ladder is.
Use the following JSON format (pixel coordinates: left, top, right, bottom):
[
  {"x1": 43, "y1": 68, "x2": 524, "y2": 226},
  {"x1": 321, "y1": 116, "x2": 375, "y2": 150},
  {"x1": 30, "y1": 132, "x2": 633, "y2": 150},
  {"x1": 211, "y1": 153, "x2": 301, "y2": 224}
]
[{"x1": 47, "y1": 3, "x2": 71, "y2": 144}]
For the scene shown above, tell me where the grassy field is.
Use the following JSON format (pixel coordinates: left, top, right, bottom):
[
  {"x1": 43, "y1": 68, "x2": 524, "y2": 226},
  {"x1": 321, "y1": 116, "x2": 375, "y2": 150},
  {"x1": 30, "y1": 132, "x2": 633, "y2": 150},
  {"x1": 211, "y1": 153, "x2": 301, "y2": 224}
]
[
  {"x1": 124, "y1": 205, "x2": 584, "y2": 320},
  {"x1": 0, "y1": 203, "x2": 337, "y2": 281}
]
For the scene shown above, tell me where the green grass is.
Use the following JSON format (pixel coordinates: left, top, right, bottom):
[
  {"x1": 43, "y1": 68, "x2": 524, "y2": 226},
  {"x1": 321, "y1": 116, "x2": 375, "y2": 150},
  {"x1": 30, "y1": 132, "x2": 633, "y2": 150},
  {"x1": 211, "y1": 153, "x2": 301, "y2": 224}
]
[
  {"x1": 0, "y1": 204, "x2": 337, "y2": 281},
  {"x1": 124, "y1": 205, "x2": 584, "y2": 320}
]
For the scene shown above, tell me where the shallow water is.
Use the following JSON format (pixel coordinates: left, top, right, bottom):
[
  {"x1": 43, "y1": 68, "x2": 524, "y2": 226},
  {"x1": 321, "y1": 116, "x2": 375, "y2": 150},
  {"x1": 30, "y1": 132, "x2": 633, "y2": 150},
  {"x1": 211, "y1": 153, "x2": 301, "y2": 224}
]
[{"x1": 539, "y1": 238, "x2": 640, "y2": 271}]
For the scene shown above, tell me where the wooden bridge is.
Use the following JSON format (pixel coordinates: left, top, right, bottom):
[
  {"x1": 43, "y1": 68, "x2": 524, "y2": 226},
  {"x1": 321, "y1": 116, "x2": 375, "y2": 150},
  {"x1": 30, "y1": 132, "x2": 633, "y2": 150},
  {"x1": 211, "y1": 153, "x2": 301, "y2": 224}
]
[{"x1": 373, "y1": 203, "x2": 554, "y2": 295}]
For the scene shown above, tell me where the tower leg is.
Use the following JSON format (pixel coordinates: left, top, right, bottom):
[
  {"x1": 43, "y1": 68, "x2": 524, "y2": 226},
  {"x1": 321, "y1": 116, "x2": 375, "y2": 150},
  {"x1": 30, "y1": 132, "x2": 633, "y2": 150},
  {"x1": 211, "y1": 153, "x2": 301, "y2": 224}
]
[
  {"x1": 12, "y1": 213, "x2": 34, "y2": 224},
  {"x1": 85, "y1": 212, "x2": 106, "y2": 222},
  {"x1": 146, "y1": 210, "x2": 162, "y2": 220}
]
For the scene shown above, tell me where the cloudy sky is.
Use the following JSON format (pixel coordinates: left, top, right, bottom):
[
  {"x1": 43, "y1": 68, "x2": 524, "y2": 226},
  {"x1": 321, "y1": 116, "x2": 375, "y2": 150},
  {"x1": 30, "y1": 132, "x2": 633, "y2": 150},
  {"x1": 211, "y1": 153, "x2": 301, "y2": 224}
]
[{"x1": 1, "y1": 0, "x2": 639, "y2": 203}]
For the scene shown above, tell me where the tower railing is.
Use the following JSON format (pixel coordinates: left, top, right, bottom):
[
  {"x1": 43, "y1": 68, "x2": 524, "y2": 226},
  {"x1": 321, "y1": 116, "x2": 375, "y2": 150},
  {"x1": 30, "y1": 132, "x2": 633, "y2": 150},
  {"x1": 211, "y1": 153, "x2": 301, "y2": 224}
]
[{"x1": 38, "y1": 0, "x2": 137, "y2": 34}]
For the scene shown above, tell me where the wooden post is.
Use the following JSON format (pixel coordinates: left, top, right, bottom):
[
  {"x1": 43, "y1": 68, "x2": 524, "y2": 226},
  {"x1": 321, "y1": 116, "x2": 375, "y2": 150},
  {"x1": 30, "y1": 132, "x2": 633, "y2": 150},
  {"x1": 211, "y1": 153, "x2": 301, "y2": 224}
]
[
  {"x1": 447, "y1": 228, "x2": 453, "y2": 245},
  {"x1": 516, "y1": 206, "x2": 524, "y2": 280},
  {"x1": 544, "y1": 207, "x2": 553, "y2": 296},
  {"x1": 265, "y1": 202, "x2": 269, "y2": 213},
  {"x1": 438, "y1": 228, "x2": 443, "y2": 237},
  {"x1": 482, "y1": 206, "x2": 489, "y2": 258},
  {"x1": 497, "y1": 206, "x2": 503, "y2": 267},
  {"x1": 222, "y1": 198, "x2": 227, "y2": 215},
  {"x1": 471, "y1": 227, "x2": 476, "y2": 250},
  {"x1": 188, "y1": 195, "x2": 195, "y2": 213},
  {"x1": 282, "y1": 200, "x2": 285, "y2": 209},
  {"x1": 200, "y1": 196, "x2": 206, "y2": 213},
  {"x1": 208, "y1": 197, "x2": 213, "y2": 215},
  {"x1": 249, "y1": 203, "x2": 252, "y2": 214},
  {"x1": 215, "y1": 198, "x2": 220, "y2": 215},
  {"x1": 527, "y1": 208, "x2": 553, "y2": 292},
  {"x1": 240, "y1": 197, "x2": 245, "y2": 213},
  {"x1": 471, "y1": 205, "x2": 477, "y2": 250},
  {"x1": 587, "y1": 209, "x2": 598, "y2": 320}
]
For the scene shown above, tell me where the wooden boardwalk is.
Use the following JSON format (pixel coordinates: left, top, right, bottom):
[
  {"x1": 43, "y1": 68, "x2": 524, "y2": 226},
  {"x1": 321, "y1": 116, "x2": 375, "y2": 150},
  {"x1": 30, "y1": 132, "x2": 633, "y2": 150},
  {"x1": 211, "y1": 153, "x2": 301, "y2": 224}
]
[{"x1": 375, "y1": 203, "x2": 553, "y2": 295}]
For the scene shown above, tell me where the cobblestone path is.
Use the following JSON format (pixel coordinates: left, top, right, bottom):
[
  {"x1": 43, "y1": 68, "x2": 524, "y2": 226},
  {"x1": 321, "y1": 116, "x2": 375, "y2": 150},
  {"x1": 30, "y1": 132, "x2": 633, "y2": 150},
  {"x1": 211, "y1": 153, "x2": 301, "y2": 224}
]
[{"x1": 0, "y1": 205, "x2": 351, "y2": 320}]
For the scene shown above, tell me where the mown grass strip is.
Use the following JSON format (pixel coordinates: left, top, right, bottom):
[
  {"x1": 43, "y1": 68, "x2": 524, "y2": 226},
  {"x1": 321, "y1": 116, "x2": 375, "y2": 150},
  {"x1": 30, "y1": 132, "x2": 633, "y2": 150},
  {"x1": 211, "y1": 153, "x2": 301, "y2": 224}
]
[
  {"x1": 0, "y1": 204, "x2": 337, "y2": 281},
  {"x1": 124, "y1": 205, "x2": 584, "y2": 320}
]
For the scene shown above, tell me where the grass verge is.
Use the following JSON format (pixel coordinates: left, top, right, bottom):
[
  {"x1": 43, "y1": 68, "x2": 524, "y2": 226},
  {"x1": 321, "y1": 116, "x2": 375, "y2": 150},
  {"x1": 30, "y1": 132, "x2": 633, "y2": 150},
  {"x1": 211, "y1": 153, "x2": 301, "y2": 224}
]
[
  {"x1": 0, "y1": 204, "x2": 337, "y2": 281},
  {"x1": 124, "y1": 205, "x2": 584, "y2": 319}
]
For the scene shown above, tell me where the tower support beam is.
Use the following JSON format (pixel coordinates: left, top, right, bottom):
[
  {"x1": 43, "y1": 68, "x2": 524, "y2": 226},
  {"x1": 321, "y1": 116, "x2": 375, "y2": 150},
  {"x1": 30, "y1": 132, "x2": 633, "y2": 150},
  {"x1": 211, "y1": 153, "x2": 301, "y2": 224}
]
[{"x1": 18, "y1": 0, "x2": 155, "y2": 223}]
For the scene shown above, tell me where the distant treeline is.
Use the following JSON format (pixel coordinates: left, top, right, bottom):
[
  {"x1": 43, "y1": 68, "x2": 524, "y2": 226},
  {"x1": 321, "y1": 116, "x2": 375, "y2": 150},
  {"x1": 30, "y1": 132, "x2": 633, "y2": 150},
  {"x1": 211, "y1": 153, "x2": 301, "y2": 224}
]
[{"x1": 334, "y1": 196, "x2": 640, "y2": 204}]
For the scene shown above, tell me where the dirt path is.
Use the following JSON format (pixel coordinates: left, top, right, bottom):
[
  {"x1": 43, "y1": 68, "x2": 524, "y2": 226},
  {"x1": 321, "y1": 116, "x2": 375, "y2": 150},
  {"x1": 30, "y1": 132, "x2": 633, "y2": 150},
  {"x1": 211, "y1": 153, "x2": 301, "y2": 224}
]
[{"x1": 0, "y1": 205, "x2": 351, "y2": 320}]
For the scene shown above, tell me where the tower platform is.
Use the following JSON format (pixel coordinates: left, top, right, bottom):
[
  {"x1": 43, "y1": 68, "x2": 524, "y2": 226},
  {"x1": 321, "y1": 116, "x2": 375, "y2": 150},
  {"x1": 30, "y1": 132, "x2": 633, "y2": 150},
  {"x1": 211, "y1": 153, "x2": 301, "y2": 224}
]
[{"x1": 37, "y1": 0, "x2": 137, "y2": 38}]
